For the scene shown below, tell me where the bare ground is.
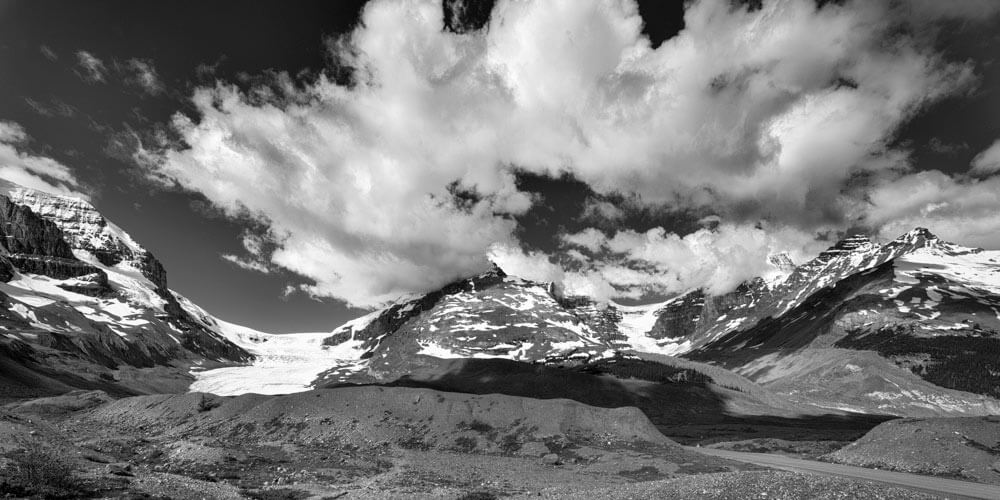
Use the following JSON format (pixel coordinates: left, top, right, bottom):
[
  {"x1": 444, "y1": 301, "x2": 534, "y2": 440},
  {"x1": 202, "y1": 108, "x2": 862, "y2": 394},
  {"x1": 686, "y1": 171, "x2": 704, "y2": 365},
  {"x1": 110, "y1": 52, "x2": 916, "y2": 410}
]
[{"x1": 0, "y1": 387, "x2": 938, "y2": 499}]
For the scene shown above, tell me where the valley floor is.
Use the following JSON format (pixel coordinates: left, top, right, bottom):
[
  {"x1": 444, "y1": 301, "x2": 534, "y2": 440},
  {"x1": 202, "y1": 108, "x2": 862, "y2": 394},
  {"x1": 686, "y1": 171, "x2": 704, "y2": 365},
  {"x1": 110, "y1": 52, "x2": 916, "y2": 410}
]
[{"x1": 0, "y1": 387, "x2": 975, "y2": 500}]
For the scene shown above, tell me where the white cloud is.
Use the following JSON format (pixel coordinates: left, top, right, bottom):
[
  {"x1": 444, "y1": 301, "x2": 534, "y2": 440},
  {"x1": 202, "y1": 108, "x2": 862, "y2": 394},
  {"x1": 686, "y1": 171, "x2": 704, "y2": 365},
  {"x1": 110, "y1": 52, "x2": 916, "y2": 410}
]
[
  {"x1": 559, "y1": 223, "x2": 825, "y2": 299},
  {"x1": 122, "y1": 58, "x2": 165, "y2": 95},
  {"x1": 147, "y1": 0, "x2": 990, "y2": 308},
  {"x1": 864, "y1": 170, "x2": 1000, "y2": 248},
  {"x1": 221, "y1": 254, "x2": 271, "y2": 274},
  {"x1": 0, "y1": 121, "x2": 83, "y2": 197},
  {"x1": 579, "y1": 197, "x2": 625, "y2": 224},
  {"x1": 971, "y1": 139, "x2": 1000, "y2": 175},
  {"x1": 488, "y1": 243, "x2": 564, "y2": 284},
  {"x1": 75, "y1": 50, "x2": 106, "y2": 83},
  {"x1": 220, "y1": 231, "x2": 274, "y2": 274},
  {"x1": 560, "y1": 228, "x2": 607, "y2": 253}
]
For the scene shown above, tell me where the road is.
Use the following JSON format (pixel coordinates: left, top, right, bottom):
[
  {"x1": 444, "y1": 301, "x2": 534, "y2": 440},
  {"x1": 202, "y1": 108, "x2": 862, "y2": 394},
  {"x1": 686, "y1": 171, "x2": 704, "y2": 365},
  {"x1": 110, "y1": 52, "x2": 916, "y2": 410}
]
[{"x1": 688, "y1": 447, "x2": 1000, "y2": 500}]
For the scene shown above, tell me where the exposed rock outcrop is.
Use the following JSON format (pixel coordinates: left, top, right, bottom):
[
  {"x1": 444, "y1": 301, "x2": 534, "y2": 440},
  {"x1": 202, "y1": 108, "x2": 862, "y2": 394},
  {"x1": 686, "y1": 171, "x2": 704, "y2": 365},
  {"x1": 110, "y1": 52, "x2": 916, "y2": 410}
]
[{"x1": 0, "y1": 196, "x2": 76, "y2": 258}]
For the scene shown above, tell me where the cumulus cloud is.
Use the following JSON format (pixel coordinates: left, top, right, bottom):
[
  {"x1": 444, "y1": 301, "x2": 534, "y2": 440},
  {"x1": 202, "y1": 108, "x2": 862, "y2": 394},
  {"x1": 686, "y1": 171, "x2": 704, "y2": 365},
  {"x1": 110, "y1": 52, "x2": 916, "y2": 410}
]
[
  {"x1": 75, "y1": 50, "x2": 106, "y2": 82},
  {"x1": 145, "y1": 0, "x2": 992, "y2": 308},
  {"x1": 559, "y1": 223, "x2": 825, "y2": 299},
  {"x1": 488, "y1": 243, "x2": 564, "y2": 284},
  {"x1": 0, "y1": 121, "x2": 83, "y2": 197},
  {"x1": 971, "y1": 139, "x2": 1000, "y2": 175},
  {"x1": 488, "y1": 242, "x2": 623, "y2": 301}
]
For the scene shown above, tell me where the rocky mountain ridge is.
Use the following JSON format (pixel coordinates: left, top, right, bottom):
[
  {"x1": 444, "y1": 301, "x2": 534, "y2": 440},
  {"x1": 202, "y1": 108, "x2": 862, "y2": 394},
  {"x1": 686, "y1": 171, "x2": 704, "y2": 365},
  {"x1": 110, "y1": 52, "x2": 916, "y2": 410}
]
[
  {"x1": 0, "y1": 180, "x2": 248, "y2": 399},
  {"x1": 4, "y1": 176, "x2": 998, "y2": 418},
  {"x1": 311, "y1": 227, "x2": 1000, "y2": 416}
]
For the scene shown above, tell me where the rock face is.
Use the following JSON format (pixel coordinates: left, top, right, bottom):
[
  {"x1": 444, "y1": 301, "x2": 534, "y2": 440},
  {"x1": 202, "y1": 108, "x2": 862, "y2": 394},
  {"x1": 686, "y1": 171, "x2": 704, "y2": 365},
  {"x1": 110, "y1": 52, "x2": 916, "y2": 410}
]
[
  {"x1": 0, "y1": 180, "x2": 249, "y2": 399},
  {"x1": 6, "y1": 185, "x2": 176, "y2": 301},
  {"x1": 0, "y1": 195, "x2": 76, "y2": 258}
]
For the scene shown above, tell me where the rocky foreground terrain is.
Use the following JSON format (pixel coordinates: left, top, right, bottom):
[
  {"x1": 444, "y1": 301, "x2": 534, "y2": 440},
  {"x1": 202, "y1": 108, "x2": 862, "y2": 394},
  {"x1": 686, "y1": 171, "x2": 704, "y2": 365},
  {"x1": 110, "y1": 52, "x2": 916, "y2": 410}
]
[
  {"x1": 825, "y1": 416, "x2": 1000, "y2": 485},
  {"x1": 0, "y1": 387, "x2": 948, "y2": 499}
]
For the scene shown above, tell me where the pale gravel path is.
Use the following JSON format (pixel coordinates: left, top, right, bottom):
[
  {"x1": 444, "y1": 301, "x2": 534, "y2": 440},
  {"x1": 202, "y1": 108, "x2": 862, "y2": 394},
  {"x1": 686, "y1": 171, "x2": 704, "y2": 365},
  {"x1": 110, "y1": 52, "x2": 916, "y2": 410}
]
[{"x1": 692, "y1": 447, "x2": 998, "y2": 499}]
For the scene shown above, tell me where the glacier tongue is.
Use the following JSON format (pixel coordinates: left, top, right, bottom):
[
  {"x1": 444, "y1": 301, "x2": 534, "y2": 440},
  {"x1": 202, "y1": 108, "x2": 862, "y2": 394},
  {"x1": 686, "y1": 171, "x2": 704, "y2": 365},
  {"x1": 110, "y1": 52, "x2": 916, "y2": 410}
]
[{"x1": 189, "y1": 320, "x2": 368, "y2": 396}]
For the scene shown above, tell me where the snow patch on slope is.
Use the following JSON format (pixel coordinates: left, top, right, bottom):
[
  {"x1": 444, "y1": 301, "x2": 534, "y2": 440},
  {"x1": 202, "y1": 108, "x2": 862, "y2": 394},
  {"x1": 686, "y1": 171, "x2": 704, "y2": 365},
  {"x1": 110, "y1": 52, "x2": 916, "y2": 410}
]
[{"x1": 614, "y1": 299, "x2": 696, "y2": 355}]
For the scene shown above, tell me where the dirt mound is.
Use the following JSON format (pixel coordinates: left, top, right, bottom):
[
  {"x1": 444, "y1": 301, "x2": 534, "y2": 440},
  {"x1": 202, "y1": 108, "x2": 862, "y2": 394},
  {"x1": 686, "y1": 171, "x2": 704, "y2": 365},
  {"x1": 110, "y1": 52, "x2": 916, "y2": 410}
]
[
  {"x1": 825, "y1": 416, "x2": 1000, "y2": 484},
  {"x1": 86, "y1": 386, "x2": 674, "y2": 453}
]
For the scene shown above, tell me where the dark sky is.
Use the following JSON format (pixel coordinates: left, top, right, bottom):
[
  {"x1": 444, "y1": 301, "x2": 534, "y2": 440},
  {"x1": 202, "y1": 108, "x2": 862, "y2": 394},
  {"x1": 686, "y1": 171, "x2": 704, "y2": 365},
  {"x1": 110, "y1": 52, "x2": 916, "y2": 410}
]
[{"x1": 0, "y1": 0, "x2": 997, "y2": 332}]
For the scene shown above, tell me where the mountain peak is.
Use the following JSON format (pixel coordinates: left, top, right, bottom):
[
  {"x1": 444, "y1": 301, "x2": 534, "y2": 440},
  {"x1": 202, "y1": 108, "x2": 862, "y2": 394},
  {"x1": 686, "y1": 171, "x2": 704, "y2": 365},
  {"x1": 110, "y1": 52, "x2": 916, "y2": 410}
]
[
  {"x1": 885, "y1": 227, "x2": 943, "y2": 253},
  {"x1": 485, "y1": 261, "x2": 507, "y2": 279},
  {"x1": 900, "y1": 227, "x2": 938, "y2": 241}
]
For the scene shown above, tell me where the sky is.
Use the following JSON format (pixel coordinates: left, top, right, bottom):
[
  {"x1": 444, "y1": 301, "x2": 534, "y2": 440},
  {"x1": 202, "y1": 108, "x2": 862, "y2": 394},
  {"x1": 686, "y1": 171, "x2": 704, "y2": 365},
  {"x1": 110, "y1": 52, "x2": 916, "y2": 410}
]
[{"x1": 1, "y1": 0, "x2": 999, "y2": 333}]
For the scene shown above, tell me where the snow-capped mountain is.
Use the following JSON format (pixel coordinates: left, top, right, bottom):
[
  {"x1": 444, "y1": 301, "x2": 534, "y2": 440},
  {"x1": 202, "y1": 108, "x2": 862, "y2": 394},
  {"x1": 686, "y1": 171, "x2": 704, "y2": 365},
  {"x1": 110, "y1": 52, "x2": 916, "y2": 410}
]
[
  {"x1": 312, "y1": 227, "x2": 1000, "y2": 415},
  {"x1": 0, "y1": 180, "x2": 249, "y2": 398},
  {"x1": 684, "y1": 228, "x2": 1000, "y2": 415},
  {"x1": 12, "y1": 179, "x2": 986, "y2": 418},
  {"x1": 316, "y1": 264, "x2": 616, "y2": 384}
]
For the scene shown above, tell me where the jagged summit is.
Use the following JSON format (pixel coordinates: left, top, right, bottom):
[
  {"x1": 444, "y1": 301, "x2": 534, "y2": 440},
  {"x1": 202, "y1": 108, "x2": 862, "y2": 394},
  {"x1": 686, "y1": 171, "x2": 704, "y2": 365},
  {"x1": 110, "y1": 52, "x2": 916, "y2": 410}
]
[
  {"x1": 905, "y1": 226, "x2": 937, "y2": 239},
  {"x1": 886, "y1": 226, "x2": 939, "y2": 249}
]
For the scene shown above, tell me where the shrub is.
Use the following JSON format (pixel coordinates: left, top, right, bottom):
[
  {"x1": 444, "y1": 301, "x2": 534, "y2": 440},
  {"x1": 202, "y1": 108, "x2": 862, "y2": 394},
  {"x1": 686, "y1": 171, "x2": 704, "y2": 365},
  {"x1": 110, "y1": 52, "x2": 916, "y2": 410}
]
[
  {"x1": 459, "y1": 420, "x2": 494, "y2": 433},
  {"x1": 242, "y1": 488, "x2": 311, "y2": 500},
  {"x1": 197, "y1": 394, "x2": 220, "y2": 412},
  {"x1": 453, "y1": 436, "x2": 478, "y2": 453},
  {"x1": 457, "y1": 491, "x2": 499, "y2": 500},
  {"x1": 2, "y1": 437, "x2": 88, "y2": 497}
]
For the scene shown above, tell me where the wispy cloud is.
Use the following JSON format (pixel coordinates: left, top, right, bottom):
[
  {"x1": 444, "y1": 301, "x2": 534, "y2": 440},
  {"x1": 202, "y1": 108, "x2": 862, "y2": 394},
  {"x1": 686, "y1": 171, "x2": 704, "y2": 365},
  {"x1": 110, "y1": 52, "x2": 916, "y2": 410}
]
[
  {"x1": 221, "y1": 254, "x2": 272, "y2": 274},
  {"x1": 0, "y1": 121, "x2": 84, "y2": 197},
  {"x1": 120, "y1": 58, "x2": 165, "y2": 95},
  {"x1": 74, "y1": 50, "x2": 106, "y2": 82},
  {"x1": 24, "y1": 97, "x2": 76, "y2": 118},
  {"x1": 39, "y1": 45, "x2": 58, "y2": 61},
  {"x1": 971, "y1": 139, "x2": 1000, "y2": 175},
  {"x1": 220, "y1": 231, "x2": 274, "y2": 274}
]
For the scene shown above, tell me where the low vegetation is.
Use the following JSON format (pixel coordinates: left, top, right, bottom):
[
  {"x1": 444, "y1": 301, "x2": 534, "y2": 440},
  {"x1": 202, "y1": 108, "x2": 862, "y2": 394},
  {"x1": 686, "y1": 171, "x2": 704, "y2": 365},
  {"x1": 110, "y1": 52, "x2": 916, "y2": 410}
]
[
  {"x1": 837, "y1": 326, "x2": 1000, "y2": 398},
  {"x1": 1, "y1": 437, "x2": 90, "y2": 498}
]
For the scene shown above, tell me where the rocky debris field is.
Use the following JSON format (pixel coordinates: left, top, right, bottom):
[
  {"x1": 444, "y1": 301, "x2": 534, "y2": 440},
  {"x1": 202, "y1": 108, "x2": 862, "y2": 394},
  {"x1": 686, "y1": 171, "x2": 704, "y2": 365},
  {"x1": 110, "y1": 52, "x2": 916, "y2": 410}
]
[
  {"x1": 521, "y1": 470, "x2": 942, "y2": 500},
  {"x1": 0, "y1": 387, "x2": 947, "y2": 499},
  {"x1": 825, "y1": 416, "x2": 1000, "y2": 485},
  {"x1": 0, "y1": 387, "x2": 750, "y2": 499}
]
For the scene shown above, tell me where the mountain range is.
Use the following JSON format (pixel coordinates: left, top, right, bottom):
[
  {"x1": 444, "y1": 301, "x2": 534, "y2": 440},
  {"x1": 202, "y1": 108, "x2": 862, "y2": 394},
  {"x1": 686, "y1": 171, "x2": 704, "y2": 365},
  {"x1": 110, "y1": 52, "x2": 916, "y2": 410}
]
[{"x1": 3, "y1": 179, "x2": 999, "y2": 420}]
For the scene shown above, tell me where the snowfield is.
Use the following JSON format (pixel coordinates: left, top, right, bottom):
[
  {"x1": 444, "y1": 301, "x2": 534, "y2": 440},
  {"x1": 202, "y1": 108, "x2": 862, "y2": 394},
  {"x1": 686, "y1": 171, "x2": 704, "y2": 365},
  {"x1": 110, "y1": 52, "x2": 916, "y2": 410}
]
[{"x1": 189, "y1": 320, "x2": 366, "y2": 396}]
